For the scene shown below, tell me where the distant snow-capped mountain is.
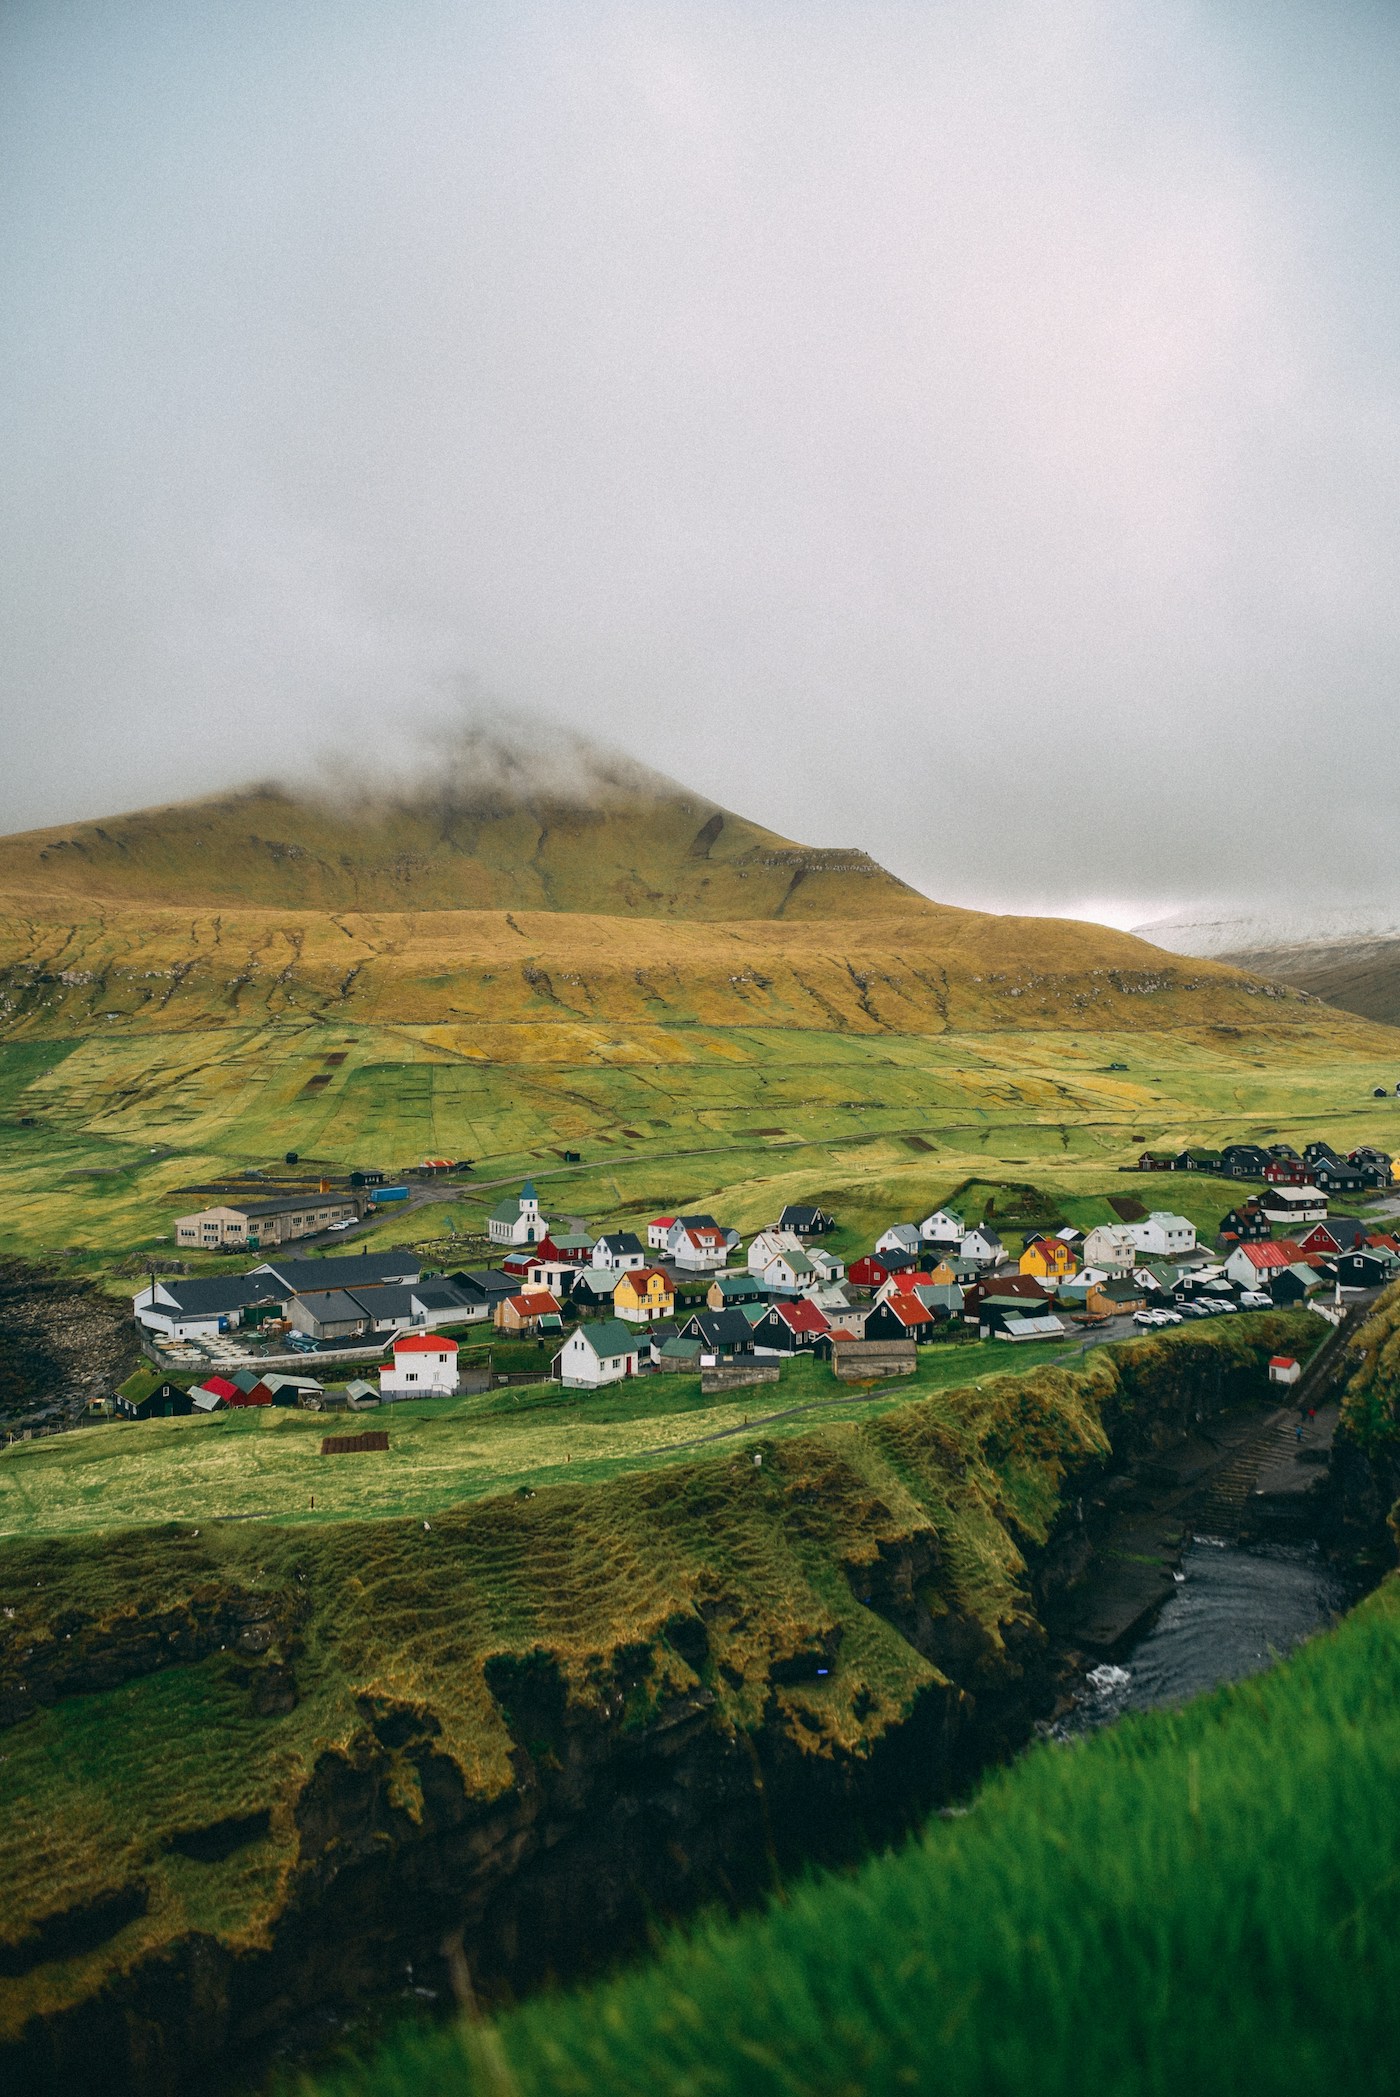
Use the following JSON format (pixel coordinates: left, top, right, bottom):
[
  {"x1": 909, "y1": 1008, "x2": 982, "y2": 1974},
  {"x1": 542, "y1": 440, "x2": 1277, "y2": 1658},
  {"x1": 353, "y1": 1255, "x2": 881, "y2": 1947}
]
[{"x1": 1134, "y1": 904, "x2": 1400, "y2": 960}]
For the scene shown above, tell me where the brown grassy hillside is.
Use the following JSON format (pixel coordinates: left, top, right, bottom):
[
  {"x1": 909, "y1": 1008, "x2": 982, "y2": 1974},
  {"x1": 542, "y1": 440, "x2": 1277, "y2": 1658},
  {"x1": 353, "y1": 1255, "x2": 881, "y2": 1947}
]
[
  {"x1": 0, "y1": 777, "x2": 920, "y2": 920},
  {"x1": 1221, "y1": 938, "x2": 1400, "y2": 1031}
]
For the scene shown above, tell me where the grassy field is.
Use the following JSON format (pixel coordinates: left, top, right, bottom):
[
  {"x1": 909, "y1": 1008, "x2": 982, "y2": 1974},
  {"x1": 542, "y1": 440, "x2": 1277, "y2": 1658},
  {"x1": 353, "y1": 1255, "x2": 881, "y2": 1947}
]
[
  {"x1": 302, "y1": 1567, "x2": 1400, "y2": 2097},
  {"x1": 1, "y1": 770, "x2": 1396, "y2": 1280},
  {"x1": 0, "y1": 1332, "x2": 1099, "y2": 1539},
  {"x1": 2, "y1": 1016, "x2": 1397, "y2": 1278}
]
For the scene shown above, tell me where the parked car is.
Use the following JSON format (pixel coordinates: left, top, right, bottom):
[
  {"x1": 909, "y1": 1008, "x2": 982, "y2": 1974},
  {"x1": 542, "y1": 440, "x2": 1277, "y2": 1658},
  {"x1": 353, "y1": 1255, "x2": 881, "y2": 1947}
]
[{"x1": 1238, "y1": 1290, "x2": 1273, "y2": 1309}]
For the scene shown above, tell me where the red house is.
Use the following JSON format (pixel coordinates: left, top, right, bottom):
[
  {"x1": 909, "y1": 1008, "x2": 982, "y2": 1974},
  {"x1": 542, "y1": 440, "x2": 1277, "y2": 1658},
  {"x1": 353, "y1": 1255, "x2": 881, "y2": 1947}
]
[
  {"x1": 1296, "y1": 1219, "x2": 1367, "y2": 1260},
  {"x1": 849, "y1": 1252, "x2": 918, "y2": 1289}
]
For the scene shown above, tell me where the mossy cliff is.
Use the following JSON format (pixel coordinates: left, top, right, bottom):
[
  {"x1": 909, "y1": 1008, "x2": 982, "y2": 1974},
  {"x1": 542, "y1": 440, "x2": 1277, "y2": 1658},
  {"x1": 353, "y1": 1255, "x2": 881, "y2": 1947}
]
[
  {"x1": 0, "y1": 1317, "x2": 1314, "y2": 2096},
  {"x1": 1331, "y1": 1280, "x2": 1400, "y2": 1557}
]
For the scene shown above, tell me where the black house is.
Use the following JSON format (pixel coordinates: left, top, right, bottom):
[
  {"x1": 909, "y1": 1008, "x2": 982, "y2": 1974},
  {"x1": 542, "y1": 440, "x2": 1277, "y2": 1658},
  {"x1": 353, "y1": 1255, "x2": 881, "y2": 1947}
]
[
  {"x1": 1311, "y1": 1157, "x2": 1368, "y2": 1195},
  {"x1": 1334, "y1": 1251, "x2": 1396, "y2": 1289},
  {"x1": 1219, "y1": 1144, "x2": 1272, "y2": 1180},
  {"x1": 128, "y1": 1379, "x2": 193, "y2": 1420},
  {"x1": 1175, "y1": 1148, "x2": 1224, "y2": 1174},
  {"x1": 1267, "y1": 1268, "x2": 1310, "y2": 1307},
  {"x1": 678, "y1": 1309, "x2": 755, "y2": 1358},
  {"x1": 777, "y1": 1204, "x2": 835, "y2": 1237},
  {"x1": 1219, "y1": 1205, "x2": 1270, "y2": 1245},
  {"x1": 1303, "y1": 1140, "x2": 1342, "y2": 1169}
]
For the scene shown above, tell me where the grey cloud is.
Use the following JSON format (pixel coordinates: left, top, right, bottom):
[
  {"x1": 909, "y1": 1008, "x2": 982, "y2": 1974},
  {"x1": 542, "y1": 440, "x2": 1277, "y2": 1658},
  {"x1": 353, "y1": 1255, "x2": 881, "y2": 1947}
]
[{"x1": 3, "y1": 0, "x2": 1400, "y2": 929}]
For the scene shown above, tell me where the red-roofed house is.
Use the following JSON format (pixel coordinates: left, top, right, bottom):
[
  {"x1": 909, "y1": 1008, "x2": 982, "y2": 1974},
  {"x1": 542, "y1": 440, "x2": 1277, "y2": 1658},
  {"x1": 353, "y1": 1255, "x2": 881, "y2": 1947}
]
[
  {"x1": 647, "y1": 1216, "x2": 677, "y2": 1250},
  {"x1": 190, "y1": 1373, "x2": 238, "y2": 1412},
  {"x1": 380, "y1": 1332, "x2": 459, "y2": 1398},
  {"x1": 1269, "y1": 1356, "x2": 1301, "y2": 1385},
  {"x1": 751, "y1": 1298, "x2": 832, "y2": 1355},
  {"x1": 495, "y1": 1290, "x2": 563, "y2": 1333},
  {"x1": 864, "y1": 1293, "x2": 936, "y2": 1343},
  {"x1": 1223, "y1": 1240, "x2": 1309, "y2": 1289},
  {"x1": 671, "y1": 1223, "x2": 729, "y2": 1273}
]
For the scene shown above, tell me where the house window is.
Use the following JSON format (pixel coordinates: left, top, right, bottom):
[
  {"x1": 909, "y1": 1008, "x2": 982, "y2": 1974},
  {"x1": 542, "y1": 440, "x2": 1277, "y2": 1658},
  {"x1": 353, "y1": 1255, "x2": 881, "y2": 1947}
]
[{"x1": 406, "y1": 1371, "x2": 418, "y2": 1383}]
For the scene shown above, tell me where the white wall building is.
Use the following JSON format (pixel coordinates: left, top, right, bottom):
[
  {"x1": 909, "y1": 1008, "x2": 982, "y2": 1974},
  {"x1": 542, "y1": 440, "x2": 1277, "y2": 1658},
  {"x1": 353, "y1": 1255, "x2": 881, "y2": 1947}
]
[
  {"x1": 379, "y1": 1333, "x2": 459, "y2": 1398},
  {"x1": 669, "y1": 1222, "x2": 730, "y2": 1272},
  {"x1": 591, "y1": 1233, "x2": 647, "y2": 1272},
  {"x1": 1127, "y1": 1213, "x2": 1197, "y2": 1258},
  {"x1": 554, "y1": 1319, "x2": 641, "y2": 1389},
  {"x1": 875, "y1": 1224, "x2": 922, "y2": 1256},
  {"x1": 487, "y1": 1181, "x2": 545, "y2": 1246},
  {"x1": 1082, "y1": 1224, "x2": 1141, "y2": 1272},
  {"x1": 747, "y1": 1228, "x2": 803, "y2": 1275},
  {"x1": 918, "y1": 1208, "x2": 966, "y2": 1247}
]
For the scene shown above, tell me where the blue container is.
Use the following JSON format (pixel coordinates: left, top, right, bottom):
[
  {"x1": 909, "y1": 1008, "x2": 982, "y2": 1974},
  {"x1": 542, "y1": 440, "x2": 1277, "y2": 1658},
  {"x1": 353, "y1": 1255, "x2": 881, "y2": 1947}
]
[{"x1": 370, "y1": 1185, "x2": 410, "y2": 1204}]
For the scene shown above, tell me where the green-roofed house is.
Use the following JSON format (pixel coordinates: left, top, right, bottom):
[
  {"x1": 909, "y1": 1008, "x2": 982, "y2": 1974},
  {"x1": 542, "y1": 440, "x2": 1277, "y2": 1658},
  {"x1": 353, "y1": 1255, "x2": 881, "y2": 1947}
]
[
  {"x1": 116, "y1": 1368, "x2": 193, "y2": 1420},
  {"x1": 655, "y1": 1335, "x2": 704, "y2": 1373},
  {"x1": 554, "y1": 1318, "x2": 641, "y2": 1389},
  {"x1": 488, "y1": 1180, "x2": 546, "y2": 1247},
  {"x1": 707, "y1": 1272, "x2": 767, "y2": 1310}
]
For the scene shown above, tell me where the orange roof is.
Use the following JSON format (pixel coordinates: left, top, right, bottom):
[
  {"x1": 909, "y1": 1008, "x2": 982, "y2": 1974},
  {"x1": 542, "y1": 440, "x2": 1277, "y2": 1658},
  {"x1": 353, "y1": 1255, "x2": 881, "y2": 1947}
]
[
  {"x1": 620, "y1": 1267, "x2": 671, "y2": 1290},
  {"x1": 509, "y1": 1291, "x2": 561, "y2": 1315},
  {"x1": 393, "y1": 1332, "x2": 459, "y2": 1352}
]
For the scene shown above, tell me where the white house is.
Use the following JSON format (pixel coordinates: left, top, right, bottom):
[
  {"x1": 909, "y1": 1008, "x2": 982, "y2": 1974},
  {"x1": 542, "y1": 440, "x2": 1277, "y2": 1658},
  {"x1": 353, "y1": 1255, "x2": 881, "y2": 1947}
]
[
  {"x1": 1082, "y1": 1224, "x2": 1141, "y2": 1272},
  {"x1": 647, "y1": 1216, "x2": 676, "y2": 1250},
  {"x1": 875, "y1": 1224, "x2": 922, "y2": 1257},
  {"x1": 488, "y1": 1181, "x2": 545, "y2": 1247},
  {"x1": 918, "y1": 1208, "x2": 966, "y2": 1248},
  {"x1": 747, "y1": 1228, "x2": 803, "y2": 1275},
  {"x1": 591, "y1": 1232, "x2": 647, "y2": 1272},
  {"x1": 760, "y1": 1248, "x2": 816, "y2": 1293},
  {"x1": 525, "y1": 1257, "x2": 583, "y2": 1294},
  {"x1": 959, "y1": 1225, "x2": 1004, "y2": 1268},
  {"x1": 1223, "y1": 1242, "x2": 1308, "y2": 1291},
  {"x1": 554, "y1": 1318, "x2": 641, "y2": 1389},
  {"x1": 669, "y1": 1221, "x2": 730, "y2": 1272},
  {"x1": 806, "y1": 1245, "x2": 846, "y2": 1283},
  {"x1": 1127, "y1": 1212, "x2": 1197, "y2": 1258},
  {"x1": 380, "y1": 1333, "x2": 459, "y2": 1398}
]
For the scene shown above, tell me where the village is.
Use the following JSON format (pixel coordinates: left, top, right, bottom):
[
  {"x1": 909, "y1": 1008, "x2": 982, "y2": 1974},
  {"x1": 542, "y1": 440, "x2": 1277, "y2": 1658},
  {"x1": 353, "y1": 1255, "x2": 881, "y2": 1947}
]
[{"x1": 60, "y1": 1135, "x2": 1397, "y2": 1425}]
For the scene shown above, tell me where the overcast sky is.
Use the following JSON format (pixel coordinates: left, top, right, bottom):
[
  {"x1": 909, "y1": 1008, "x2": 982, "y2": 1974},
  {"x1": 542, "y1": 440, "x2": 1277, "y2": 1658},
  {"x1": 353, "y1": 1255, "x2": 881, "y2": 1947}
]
[{"x1": 4, "y1": 0, "x2": 1400, "y2": 929}]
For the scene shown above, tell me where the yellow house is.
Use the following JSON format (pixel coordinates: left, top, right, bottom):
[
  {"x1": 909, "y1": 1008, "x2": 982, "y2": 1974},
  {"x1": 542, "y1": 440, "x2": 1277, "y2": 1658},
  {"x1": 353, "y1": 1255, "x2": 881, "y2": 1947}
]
[
  {"x1": 613, "y1": 1266, "x2": 675, "y2": 1325},
  {"x1": 1019, "y1": 1236, "x2": 1078, "y2": 1281}
]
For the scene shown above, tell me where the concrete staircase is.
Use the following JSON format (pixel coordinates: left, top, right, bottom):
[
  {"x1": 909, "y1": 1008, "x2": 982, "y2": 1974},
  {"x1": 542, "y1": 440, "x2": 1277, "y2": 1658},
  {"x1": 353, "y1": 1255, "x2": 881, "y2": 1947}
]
[{"x1": 1199, "y1": 1408, "x2": 1298, "y2": 1539}]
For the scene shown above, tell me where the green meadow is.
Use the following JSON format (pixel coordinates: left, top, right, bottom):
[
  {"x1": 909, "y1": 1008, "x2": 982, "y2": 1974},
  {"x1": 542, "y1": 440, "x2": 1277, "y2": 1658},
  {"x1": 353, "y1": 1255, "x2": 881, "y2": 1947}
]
[
  {"x1": 2, "y1": 1018, "x2": 1397, "y2": 1280},
  {"x1": 0, "y1": 1331, "x2": 1098, "y2": 1539}
]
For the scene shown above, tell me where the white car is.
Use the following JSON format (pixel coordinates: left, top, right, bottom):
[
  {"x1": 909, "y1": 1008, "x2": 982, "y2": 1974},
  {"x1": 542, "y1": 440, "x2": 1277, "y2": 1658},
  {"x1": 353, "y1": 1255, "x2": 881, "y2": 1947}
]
[
  {"x1": 1238, "y1": 1291, "x2": 1272, "y2": 1309},
  {"x1": 1133, "y1": 1308, "x2": 1170, "y2": 1327}
]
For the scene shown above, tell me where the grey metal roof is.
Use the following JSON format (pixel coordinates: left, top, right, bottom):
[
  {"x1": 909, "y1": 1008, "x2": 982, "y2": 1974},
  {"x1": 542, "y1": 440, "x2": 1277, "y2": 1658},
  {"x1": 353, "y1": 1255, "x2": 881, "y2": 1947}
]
[
  {"x1": 291, "y1": 1289, "x2": 367, "y2": 1322},
  {"x1": 154, "y1": 1276, "x2": 279, "y2": 1316},
  {"x1": 256, "y1": 1253, "x2": 421, "y2": 1293}
]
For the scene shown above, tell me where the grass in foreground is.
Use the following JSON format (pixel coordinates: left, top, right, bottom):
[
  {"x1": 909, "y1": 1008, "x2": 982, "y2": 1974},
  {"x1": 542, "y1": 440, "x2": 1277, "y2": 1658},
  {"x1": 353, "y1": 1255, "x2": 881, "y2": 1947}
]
[{"x1": 305, "y1": 1572, "x2": 1400, "y2": 2097}]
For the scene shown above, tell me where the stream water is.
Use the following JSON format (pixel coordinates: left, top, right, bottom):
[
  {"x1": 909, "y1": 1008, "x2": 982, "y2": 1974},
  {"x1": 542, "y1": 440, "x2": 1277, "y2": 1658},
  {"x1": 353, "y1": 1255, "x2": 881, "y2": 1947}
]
[{"x1": 1056, "y1": 1537, "x2": 1351, "y2": 1736}]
